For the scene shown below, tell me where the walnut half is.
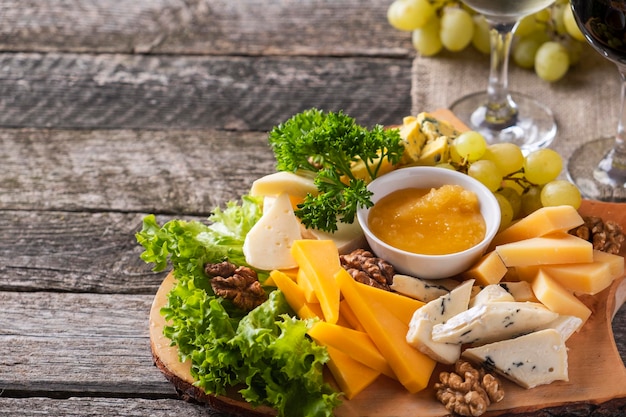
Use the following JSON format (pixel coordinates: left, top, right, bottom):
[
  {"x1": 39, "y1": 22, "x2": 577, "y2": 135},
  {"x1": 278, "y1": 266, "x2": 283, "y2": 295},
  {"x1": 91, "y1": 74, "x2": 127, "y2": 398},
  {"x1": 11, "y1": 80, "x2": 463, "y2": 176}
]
[
  {"x1": 204, "y1": 261, "x2": 267, "y2": 311},
  {"x1": 434, "y1": 360, "x2": 505, "y2": 417},
  {"x1": 339, "y1": 248, "x2": 395, "y2": 290}
]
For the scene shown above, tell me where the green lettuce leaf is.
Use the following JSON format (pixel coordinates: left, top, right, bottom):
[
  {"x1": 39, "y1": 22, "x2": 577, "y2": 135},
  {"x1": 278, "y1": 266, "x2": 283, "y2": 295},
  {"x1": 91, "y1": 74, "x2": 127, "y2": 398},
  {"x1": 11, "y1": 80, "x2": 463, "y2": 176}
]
[{"x1": 136, "y1": 196, "x2": 341, "y2": 417}]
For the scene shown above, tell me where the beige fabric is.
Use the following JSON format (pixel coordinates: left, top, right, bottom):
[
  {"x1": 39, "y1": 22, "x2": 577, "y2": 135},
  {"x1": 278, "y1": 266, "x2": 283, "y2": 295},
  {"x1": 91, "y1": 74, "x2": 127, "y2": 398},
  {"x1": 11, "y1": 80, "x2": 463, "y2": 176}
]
[{"x1": 411, "y1": 47, "x2": 619, "y2": 163}]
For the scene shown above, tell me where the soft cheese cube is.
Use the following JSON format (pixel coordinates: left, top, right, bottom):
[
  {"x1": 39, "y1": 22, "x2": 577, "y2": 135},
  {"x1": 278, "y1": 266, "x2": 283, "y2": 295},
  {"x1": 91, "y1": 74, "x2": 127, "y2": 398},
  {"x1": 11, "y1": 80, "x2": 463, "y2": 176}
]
[
  {"x1": 250, "y1": 171, "x2": 318, "y2": 198},
  {"x1": 462, "y1": 328, "x2": 569, "y2": 389},
  {"x1": 495, "y1": 233, "x2": 593, "y2": 267},
  {"x1": 461, "y1": 251, "x2": 508, "y2": 286},
  {"x1": 489, "y1": 205, "x2": 584, "y2": 249}
]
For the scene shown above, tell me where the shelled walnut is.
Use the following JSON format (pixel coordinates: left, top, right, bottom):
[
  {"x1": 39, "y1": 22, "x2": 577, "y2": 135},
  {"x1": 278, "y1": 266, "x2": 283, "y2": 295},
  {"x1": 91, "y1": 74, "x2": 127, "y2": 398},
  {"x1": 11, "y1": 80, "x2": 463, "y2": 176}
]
[
  {"x1": 570, "y1": 216, "x2": 625, "y2": 255},
  {"x1": 204, "y1": 261, "x2": 267, "y2": 311},
  {"x1": 434, "y1": 360, "x2": 504, "y2": 417},
  {"x1": 339, "y1": 248, "x2": 395, "y2": 290}
]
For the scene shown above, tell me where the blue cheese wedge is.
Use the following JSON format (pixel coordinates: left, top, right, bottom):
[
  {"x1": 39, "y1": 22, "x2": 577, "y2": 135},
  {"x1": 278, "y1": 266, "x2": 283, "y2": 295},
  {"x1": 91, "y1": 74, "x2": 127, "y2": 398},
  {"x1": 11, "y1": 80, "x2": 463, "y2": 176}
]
[
  {"x1": 243, "y1": 193, "x2": 302, "y2": 270},
  {"x1": 390, "y1": 274, "x2": 460, "y2": 302},
  {"x1": 431, "y1": 301, "x2": 559, "y2": 345},
  {"x1": 470, "y1": 284, "x2": 515, "y2": 308},
  {"x1": 462, "y1": 328, "x2": 569, "y2": 389},
  {"x1": 406, "y1": 280, "x2": 474, "y2": 364}
]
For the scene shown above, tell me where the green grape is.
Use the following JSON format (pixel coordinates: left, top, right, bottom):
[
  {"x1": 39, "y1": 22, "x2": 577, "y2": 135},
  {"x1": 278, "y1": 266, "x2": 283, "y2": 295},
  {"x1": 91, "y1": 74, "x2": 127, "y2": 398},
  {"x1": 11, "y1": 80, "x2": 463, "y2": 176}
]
[
  {"x1": 387, "y1": 0, "x2": 435, "y2": 31},
  {"x1": 494, "y1": 193, "x2": 514, "y2": 232},
  {"x1": 521, "y1": 185, "x2": 543, "y2": 216},
  {"x1": 471, "y1": 14, "x2": 490, "y2": 55},
  {"x1": 563, "y1": 4, "x2": 586, "y2": 42},
  {"x1": 515, "y1": 15, "x2": 542, "y2": 37},
  {"x1": 449, "y1": 142, "x2": 464, "y2": 163},
  {"x1": 468, "y1": 160, "x2": 502, "y2": 192},
  {"x1": 481, "y1": 143, "x2": 525, "y2": 175},
  {"x1": 535, "y1": 41, "x2": 570, "y2": 82},
  {"x1": 452, "y1": 131, "x2": 487, "y2": 162},
  {"x1": 498, "y1": 186, "x2": 523, "y2": 219},
  {"x1": 512, "y1": 35, "x2": 544, "y2": 69},
  {"x1": 551, "y1": 3, "x2": 568, "y2": 36},
  {"x1": 412, "y1": 16, "x2": 443, "y2": 56},
  {"x1": 523, "y1": 148, "x2": 563, "y2": 185},
  {"x1": 540, "y1": 180, "x2": 582, "y2": 209},
  {"x1": 563, "y1": 37, "x2": 584, "y2": 66},
  {"x1": 440, "y1": 7, "x2": 474, "y2": 52}
]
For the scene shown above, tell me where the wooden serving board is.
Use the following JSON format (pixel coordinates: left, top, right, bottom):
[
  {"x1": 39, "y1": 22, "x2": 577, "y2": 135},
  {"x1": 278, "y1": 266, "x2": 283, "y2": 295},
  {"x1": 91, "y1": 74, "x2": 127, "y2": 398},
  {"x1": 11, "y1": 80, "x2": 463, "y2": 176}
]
[{"x1": 149, "y1": 200, "x2": 626, "y2": 417}]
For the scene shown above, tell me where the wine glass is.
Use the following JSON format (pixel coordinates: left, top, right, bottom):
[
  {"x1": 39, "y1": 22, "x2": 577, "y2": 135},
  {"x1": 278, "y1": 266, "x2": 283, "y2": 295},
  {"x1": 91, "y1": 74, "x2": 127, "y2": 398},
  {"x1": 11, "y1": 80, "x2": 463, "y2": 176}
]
[
  {"x1": 449, "y1": 0, "x2": 557, "y2": 153},
  {"x1": 567, "y1": 0, "x2": 626, "y2": 201}
]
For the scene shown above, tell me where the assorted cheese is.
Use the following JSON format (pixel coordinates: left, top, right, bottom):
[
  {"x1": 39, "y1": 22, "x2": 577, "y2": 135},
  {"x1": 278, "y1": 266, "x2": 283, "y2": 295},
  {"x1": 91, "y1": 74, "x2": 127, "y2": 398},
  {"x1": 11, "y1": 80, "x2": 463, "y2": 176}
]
[{"x1": 462, "y1": 329, "x2": 569, "y2": 389}]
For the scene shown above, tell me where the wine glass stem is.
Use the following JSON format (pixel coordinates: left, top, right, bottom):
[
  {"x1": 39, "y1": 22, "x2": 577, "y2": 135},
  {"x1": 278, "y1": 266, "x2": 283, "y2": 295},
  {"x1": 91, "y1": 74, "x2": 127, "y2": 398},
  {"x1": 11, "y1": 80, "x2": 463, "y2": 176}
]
[
  {"x1": 483, "y1": 20, "x2": 518, "y2": 128},
  {"x1": 614, "y1": 63, "x2": 626, "y2": 165}
]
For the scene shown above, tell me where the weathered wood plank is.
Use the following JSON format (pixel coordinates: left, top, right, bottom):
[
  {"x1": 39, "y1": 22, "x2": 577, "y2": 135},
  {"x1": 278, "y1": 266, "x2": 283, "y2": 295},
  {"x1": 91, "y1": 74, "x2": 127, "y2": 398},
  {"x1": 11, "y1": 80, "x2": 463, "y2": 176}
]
[
  {"x1": 0, "y1": 53, "x2": 412, "y2": 130},
  {"x1": 0, "y1": 129, "x2": 273, "y2": 214},
  {"x1": 0, "y1": 398, "x2": 232, "y2": 417},
  {"x1": 0, "y1": 0, "x2": 411, "y2": 57},
  {"x1": 0, "y1": 210, "x2": 170, "y2": 293},
  {"x1": 0, "y1": 291, "x2": 175, "y2": 396}
]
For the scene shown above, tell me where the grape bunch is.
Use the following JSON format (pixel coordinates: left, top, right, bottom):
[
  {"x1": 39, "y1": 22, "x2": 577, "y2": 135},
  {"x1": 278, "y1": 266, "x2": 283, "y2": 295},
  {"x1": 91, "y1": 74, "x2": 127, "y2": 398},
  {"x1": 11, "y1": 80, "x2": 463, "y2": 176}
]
[
  {"x1": 387, "y1": 0, "x2": 587, "y2": 82},
  {"x1": 436, "y1": 131, "x2": 581, "y2": 230}
]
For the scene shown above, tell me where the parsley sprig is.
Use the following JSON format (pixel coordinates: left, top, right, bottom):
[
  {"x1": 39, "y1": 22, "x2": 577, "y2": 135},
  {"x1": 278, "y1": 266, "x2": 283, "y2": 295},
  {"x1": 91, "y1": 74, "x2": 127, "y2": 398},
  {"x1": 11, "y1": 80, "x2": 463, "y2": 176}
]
[{"x1": 268, "y1": 109, "x2": 404, "y2": 232}]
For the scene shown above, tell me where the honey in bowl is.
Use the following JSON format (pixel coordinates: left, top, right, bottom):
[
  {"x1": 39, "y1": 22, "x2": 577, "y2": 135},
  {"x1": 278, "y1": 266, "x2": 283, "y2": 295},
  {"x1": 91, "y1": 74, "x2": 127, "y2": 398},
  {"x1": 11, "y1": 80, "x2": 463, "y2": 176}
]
[{"x1": 367, "y1": 184, "x2": 486, "y2": 255}]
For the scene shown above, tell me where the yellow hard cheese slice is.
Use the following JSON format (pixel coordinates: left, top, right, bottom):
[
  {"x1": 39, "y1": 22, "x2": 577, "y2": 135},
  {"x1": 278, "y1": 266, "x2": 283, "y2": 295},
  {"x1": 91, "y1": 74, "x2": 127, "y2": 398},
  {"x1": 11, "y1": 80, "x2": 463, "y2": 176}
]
[
  {"x1": 461, "y1": 251, "x2": 508, "y2": 286},
  {"x1": 269, "y1": 270, "x2": 322, "y2": 320},
  {"x1": 325, "y1": 345, "x2": 381, "y2": 400},
  {"x1": 489, "y1": 205, "x2": 584, "y2": 249},
  {"x1": 336, "y1": 268, "x2": 436, "y2": 393},
  {"x1": 308, "y1": 321, "x2": 395, "y2": 379},
  {"x1": 530, "y1": 269, "x2": 592, "y2": 323},
  {"x1": 516, "y1": 250, "x2": 624, "y2": 295},
  {"x1": 291, "y1": 240, "x2": 341, "y2": 324},
  {"x1": 353, "y1": 280, "x2": 425, "y2": 326},
  {"x1": 495, "y1": 233, "x2": 593, "y2": 267}
]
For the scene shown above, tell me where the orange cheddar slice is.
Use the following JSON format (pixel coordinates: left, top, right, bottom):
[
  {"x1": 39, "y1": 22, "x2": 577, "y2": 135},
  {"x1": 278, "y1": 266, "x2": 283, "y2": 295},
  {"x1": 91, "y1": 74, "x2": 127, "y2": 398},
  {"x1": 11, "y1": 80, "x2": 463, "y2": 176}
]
[
  {"x1": 519, "y1": 250, "x2": 623, "y2": 295},
  {"x1": 461, "y1": 251, "x2": 508, "y2": 286},
  {"x1": 308, "y1": 321, "x2": 395, "y2": 379},
  {"x1": 270, "y1": 270, "x2": 322, "y2": 319},
  {"x1": 296, "y1": 267, "x2": 319, "y2": 303},
  {"x1": 353, "y1": 280, "x2": 425, "y2": 326},
  {"x1": 336, "y1": 269, "x2": 436, "y2": 393},
  {"x1": 339, "y1": 300, "x2": 366, "y2": 332},
  {"x1": 489, "y1": 205, "x2": 584, "y2": 249},
  {"x1": 291, "y1": 240, "x2": 341, "y2": 323},
  {"x1": 495, "y1": 233, "x2": 593, "y2": 267},
  {"x1": 531, "y1": 269, "x2": 592, "y2": 324},
  {"x1": 325, "y1": 345, "x2": 381, "y2": 400}
]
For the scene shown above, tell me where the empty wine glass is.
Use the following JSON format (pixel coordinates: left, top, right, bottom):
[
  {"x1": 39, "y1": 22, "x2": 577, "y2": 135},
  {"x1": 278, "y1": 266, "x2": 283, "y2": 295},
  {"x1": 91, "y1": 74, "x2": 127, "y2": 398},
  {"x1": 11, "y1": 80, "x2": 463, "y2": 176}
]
[
  {"x1": 567, "y1": 0, "x2": 626, "y2": 201},
  {"x1": 449, "y1": 0, "x2": 557, "y2": 153}
]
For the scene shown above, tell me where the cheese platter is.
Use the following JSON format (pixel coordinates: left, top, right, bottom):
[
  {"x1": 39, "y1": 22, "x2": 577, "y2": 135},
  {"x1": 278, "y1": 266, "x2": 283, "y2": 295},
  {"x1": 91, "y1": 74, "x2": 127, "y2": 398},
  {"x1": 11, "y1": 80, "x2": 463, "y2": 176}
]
[{"x1": 148, "y1": 199, "x2": 626, "y2": 417}]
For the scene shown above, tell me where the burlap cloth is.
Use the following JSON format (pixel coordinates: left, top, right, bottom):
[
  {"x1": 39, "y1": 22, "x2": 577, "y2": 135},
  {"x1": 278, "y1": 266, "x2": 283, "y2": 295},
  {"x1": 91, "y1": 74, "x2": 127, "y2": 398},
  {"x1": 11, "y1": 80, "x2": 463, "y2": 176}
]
[{"x1": 410, "y1": 46, "x2": 618, "y2": 165}]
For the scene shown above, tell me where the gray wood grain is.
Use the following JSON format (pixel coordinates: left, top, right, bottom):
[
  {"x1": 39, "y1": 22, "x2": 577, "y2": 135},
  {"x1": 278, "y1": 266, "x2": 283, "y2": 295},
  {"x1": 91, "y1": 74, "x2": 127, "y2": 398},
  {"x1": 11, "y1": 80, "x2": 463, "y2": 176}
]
[
  {"x1": 0, "y1": 0, "x2": 411, "y2": 57},
  {"x1": 0, "y1": 53, "x2": 412, "y2": 130}
]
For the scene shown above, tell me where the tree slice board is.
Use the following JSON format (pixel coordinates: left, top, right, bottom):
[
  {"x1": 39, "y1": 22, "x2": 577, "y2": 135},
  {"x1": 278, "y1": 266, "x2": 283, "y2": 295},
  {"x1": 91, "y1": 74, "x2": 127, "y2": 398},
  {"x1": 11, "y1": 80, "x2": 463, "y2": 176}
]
[{"x1": 149, "y1": 200, "x2": 626, "y2": 416}]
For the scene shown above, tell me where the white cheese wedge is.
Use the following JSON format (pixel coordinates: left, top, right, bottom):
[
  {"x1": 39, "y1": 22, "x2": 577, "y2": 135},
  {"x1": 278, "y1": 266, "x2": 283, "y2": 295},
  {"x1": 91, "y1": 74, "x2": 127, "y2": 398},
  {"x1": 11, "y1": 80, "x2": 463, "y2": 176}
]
[
  {"x1": 243, "y1": 193, "x2": 302, "y2": 270},
  {"x1": 539, "y1": 315, "x2": 583, "y2": 342},
  {"x1": 470, "y1": 284, "x2": 515, "y2": 308},
  {"x1": 406, "y1": 280, "x2": 474, "y2": 364},
  {"x1": 390, "y1": 274, "x2": 460, "y2": 302},
  {"x1": 431, "y1": 301, "x2": 559, "y2": 346},
  {"x1": 462, "y1": 328, "x2": 569, "y2": 389},
  {"x1": 250, "y1": 171, "x2": 318, "y2": 198},
  {"x1": 300, "y1": 220, "x2": 367, "y2": 255}
]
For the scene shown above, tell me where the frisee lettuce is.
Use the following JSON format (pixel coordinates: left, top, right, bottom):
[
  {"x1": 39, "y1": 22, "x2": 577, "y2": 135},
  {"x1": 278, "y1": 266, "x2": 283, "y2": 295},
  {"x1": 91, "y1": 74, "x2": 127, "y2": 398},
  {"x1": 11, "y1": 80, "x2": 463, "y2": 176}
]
[{"x1": 136, "y1": 195, "x2": 341, "y2": 417}]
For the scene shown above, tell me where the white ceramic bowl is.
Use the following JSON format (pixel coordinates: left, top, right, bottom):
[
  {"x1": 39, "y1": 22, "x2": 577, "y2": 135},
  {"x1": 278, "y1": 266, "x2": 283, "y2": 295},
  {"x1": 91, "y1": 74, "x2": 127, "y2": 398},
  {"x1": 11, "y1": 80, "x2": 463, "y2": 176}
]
[{"x1": 356, "y1": 166, "x2": 501, "y2": 279}]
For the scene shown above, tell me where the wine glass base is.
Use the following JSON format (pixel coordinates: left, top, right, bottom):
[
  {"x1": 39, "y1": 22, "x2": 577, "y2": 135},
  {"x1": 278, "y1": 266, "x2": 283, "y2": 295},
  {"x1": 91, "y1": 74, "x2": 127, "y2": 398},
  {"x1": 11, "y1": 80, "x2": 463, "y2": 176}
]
[
  {"x1": 449, "y1": 91, "x2": 557, "y2": 154},
  {"x1": 567, "y1": 137, "x2": 626, "y2": 202}
]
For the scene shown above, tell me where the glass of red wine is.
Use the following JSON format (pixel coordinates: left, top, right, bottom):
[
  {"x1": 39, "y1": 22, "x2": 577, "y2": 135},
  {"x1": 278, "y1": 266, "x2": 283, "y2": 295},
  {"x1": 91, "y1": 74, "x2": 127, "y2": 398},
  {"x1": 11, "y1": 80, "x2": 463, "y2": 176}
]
[
  {"x1": 568, "y1": 0, "x2": 626, "y2": 201},
  {"x1": 450, "y1": 0, "x2": 557, "y2": 153}
]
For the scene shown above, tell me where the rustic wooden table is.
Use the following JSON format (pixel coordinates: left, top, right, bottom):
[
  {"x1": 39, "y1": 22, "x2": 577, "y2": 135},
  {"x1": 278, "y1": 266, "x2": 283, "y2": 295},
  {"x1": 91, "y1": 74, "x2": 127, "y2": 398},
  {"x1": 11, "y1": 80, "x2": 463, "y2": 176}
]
[{"x1": 1, "y1": 1, "x2": 625, "y2": 416}]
